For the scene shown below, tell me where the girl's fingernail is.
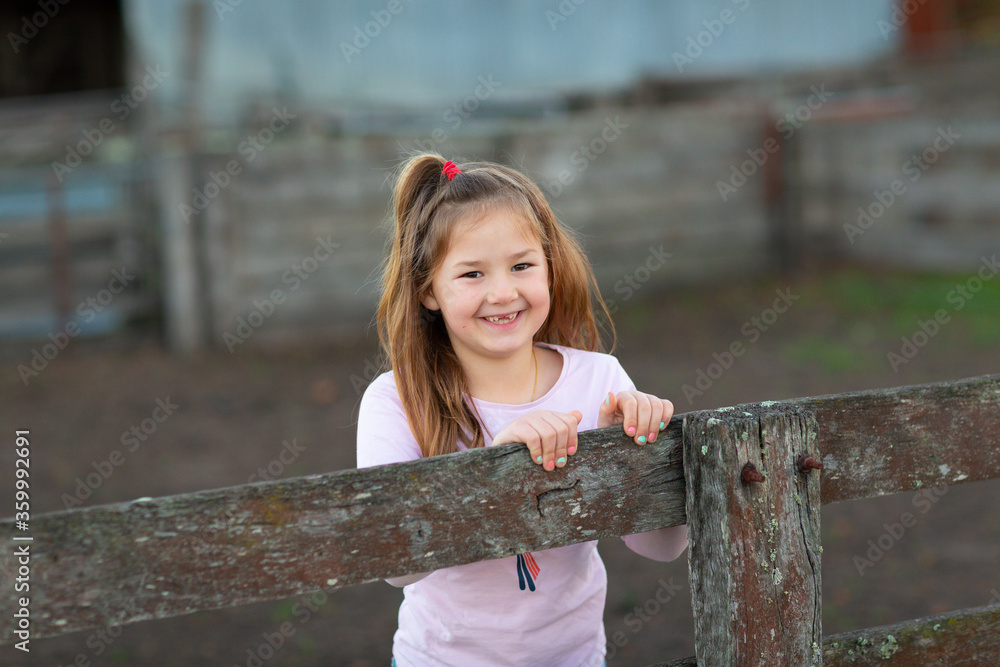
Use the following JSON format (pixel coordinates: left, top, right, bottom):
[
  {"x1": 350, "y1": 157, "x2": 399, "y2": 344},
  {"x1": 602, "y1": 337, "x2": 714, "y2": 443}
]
[
  {"x1": 568, "y1": 446, "x2": 576, "y2": 454},
  {"x1": 556, "y1": 456, "x2": 566, "y2": 465},
  {"x1": 536, "y1": 455, "x2": 543, "y2": 463},
  {"x1": 545, "y1": 460, "x2": 554, "y2": 471},
  {"x1": 637, "y1": 436, "x2": 647, "y2": 444},
  {"x1": 627, "y1": 426, "x2": 636, "y2": 435},
  {"x1": 659, "y1": 421, "x2": 666, "y2": 429},
  {"x1": 605, "y1": 394, "x2": 610, "y2": 405}
]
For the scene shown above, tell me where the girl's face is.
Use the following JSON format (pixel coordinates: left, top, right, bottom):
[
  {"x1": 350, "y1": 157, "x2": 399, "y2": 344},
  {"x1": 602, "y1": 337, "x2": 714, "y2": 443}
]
[{"x1": 421, "y1": 208, "x2": 550, "y2": 365}]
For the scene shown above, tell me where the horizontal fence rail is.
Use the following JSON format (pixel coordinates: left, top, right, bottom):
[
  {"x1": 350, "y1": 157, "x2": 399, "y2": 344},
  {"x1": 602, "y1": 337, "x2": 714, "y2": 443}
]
[
  {"x1": 0, "y1": 423, "x2": 688, "y2": 642},
  {"x1": 1, "y1": 374, "x2": 998, "y2": 652},
  {"x1": 782, "y1": 374, "x2": 1000, "y2": 503},
  {"x1": 657, "y1": 605, "x2": 1000, "y2": 667}
]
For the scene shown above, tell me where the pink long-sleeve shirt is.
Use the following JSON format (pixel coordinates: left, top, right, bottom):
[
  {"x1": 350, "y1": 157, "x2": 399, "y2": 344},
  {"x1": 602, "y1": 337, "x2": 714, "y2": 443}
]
[{"x1": 357, "y1": 343, "x2": 688, "y2": 667}]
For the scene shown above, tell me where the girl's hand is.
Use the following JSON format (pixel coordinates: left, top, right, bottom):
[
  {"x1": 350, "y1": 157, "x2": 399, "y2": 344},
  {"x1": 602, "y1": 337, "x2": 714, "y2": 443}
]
[
  {"x1": 598, "y1": 391, "x2": 674, "y2": 446},
  {"x1": 493, "y1": 410, "x2": 583, "y2": 472}
]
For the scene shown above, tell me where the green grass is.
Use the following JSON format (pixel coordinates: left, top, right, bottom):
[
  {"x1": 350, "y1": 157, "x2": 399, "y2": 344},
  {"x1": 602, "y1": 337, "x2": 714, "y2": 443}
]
[
  {"x1": 271, "y1": 598, "x2": 298, "y2": 623},
  {"x1": 612, "y1": 265, "x2": 999, "y2": 380},
  {"x1": 109, "y1": 647, "x2": 130, "y2": 663},
  {"x1": 782, "y1": 337, "x2": 867, "y2": 373},
  {"x1": 806, "y1": 268, "x2": 1000, "y2": 344}
]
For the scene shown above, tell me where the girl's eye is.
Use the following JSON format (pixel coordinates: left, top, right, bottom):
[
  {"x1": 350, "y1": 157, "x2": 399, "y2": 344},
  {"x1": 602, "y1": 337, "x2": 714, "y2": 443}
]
[
  {"x1": 462, "y1": 271, "x2": 482, "y2": 279},
  {"x1": 512, "y1": 263, "x2": 531, "y2": 272}
]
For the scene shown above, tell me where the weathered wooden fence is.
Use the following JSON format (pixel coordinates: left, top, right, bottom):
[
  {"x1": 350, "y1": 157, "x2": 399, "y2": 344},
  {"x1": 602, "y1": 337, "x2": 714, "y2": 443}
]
[{"x1": 2, "y1": 374, "x2": 999, "y2": 664}]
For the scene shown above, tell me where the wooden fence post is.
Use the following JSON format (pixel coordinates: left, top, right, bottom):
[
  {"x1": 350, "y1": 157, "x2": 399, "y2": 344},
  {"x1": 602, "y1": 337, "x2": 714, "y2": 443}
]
[{"x1": 683, "y1": 408, "x2": 822, "y2": 666}]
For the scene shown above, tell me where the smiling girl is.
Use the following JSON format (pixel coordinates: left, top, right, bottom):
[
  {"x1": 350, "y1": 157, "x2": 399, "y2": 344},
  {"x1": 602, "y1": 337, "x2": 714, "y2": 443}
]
[{"x1": 357, "y1": 154, "x2": 687, "y2": 666}]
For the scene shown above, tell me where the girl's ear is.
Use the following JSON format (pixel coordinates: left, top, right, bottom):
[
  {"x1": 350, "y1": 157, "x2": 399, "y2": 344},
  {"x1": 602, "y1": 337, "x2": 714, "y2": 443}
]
[{"x1": 420, "y1": 289, "x2": 440, "y2": 311}]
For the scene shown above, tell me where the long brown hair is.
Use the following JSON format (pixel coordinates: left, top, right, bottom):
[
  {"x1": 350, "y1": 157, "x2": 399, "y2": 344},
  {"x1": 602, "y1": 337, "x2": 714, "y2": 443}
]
[{"x1": 376, "y1": 152, "x2": 615, "y2": 458}]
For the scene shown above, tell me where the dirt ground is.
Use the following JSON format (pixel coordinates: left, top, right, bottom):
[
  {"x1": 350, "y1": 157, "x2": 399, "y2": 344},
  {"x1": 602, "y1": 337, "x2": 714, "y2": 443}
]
[{"x1": 1, "y1": 264, "x2": 999, "y2": 666}]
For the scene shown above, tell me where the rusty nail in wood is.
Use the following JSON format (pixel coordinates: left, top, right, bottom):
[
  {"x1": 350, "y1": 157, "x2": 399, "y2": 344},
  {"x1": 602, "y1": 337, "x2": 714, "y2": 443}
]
[
  {"x1": 797, "y1": 455, "x2": 823, "y2": 473},
  {"x1": 741, "y1": 463, "x2": 765, "y2": 485}
]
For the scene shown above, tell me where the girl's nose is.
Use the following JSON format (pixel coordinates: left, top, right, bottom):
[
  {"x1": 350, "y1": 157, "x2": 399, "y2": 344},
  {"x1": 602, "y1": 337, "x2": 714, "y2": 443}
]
[{"x1": 487, "y1": 276, "x2": 516, "y2": 303}]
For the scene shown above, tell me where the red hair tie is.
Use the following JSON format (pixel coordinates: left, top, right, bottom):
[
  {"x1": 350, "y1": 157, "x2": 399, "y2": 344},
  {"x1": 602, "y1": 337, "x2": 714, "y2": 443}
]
[{"x1": 442, "y1": 160, "x2": 462, "y2": 181}]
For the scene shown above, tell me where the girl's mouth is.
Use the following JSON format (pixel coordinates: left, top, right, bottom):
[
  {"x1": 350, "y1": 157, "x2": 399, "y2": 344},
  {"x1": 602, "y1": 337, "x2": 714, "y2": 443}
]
[{"x1": 481, "y1": 311, "x2": 521, "y2": 325}]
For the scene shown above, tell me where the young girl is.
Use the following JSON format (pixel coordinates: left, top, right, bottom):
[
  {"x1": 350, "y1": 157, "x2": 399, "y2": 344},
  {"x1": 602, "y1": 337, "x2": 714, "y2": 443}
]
[{"x1": 357, "y1": 153, "x2": 688, "y2": 666}]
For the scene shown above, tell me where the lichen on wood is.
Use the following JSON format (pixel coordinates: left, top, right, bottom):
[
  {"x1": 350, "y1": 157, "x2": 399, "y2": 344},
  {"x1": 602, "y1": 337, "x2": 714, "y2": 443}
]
[{"x1": 683, "y1": 408, "x2": 822, "y2": 666}]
